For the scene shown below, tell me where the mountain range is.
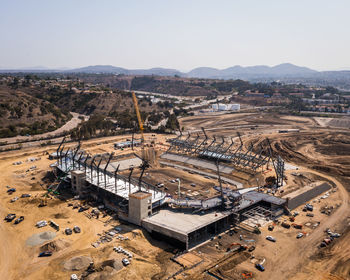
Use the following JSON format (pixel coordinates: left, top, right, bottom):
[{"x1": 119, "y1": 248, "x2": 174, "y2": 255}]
[
  {"x1": 62, "y1": 63, "x2": 320, "y2": 78},
  {"x1": 1, "y1": 63, "x2": 350, "y2": 87}
]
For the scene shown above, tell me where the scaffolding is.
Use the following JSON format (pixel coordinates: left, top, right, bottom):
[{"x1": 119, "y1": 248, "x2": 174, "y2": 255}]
[{"x1": 241, "y1": 205, "x2": 273, "y2": 221}]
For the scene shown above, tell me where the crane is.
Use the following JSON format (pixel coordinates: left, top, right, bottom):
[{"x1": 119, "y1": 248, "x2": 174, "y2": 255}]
[{"x1": 131, "y1": 91, "x2": 145, "y2": 154}]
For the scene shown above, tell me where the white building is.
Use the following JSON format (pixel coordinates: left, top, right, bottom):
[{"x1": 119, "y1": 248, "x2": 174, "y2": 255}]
[{"x1": 212, "y1": 103, "x2": 240, "y2": 111}]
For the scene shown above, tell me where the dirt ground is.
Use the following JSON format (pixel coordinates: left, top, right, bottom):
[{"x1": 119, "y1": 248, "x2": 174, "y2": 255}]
[
  {"x1": 0, "y1": 113, "x2": 349, "y2": 280},
  {"x1": 0, "y1": 136, "x2": 182, "y2": 280},
  {"x1": 178, "y1": 112, "x2": 350, "y2": 280}
]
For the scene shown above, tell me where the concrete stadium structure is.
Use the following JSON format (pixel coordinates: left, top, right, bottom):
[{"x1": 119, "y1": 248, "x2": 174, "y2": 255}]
[{"x1": 54, "y1": 140, "x2": 287, "y2": 250}]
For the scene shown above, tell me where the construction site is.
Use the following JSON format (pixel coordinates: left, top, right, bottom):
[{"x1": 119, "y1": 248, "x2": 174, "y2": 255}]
[{"x1": 0, "y1": 102, "x2": 349, "y2": 280}]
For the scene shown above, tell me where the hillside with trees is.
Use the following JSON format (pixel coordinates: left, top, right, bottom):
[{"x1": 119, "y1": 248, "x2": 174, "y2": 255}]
[{"x1": 0, "y1": 85, "x2": 72, "y2": 138}]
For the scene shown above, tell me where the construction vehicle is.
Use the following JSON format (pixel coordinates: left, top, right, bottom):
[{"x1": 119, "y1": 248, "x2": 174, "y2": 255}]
[
  {"x1": 4, "y1": 213, "x2": 16, "y2": 222},
  {"x1": 36, "y1": 220, "x2": 48, "y2": 228},
  {"x1": 266, "y1": 236, "x2": 276, "y2": 242},
  {"x1": 14, "y1": 216, "x2": 24, "y2": 224},
  {"x1": 241, "y1": 272, "x2": 253, "y2": 279},
  {"x1": 281, "y1": 222, "x2": 291, "y2": 229},
  {"x1": 39, "y1": 196, "x2": 47, "y2": 207},
  {"x1": 131, "y1": 91, "x2": 145, "y2": 156},
  {"x1": 38, "y1": 251, "x2": 52, "y2": 257},
  {"x1": 253, "y1": 226, "x2": 261, "y2": 234},
  {"x1": 49, "y1": 220, "x2": 60, "y2": 231},
  {"x1": 292, "y1": 223, "x2": 303, "y2": 229},
  {"x1": 227, "y1": 243, "x2": 248, "y2": 252},
  {"x1": 248, "y1": 245, "x2": 256, "y2": 252},
  {"x1": 255, "y1": 263, "x2": 265, "y2": 271}
]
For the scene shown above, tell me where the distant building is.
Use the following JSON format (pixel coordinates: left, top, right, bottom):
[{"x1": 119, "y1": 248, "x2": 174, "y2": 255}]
[
  {"x1": 114, "y1": 140, "x2": 141, "y2": 149},
  {"x1": 289, "y1": 92, "x2": 304, "y2": 97},
  {"x1": 212, "y1": 103, "x2": 240, "y2": 111}
]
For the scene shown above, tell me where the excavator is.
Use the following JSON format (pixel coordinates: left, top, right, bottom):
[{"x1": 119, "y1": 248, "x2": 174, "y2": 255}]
[
  {"x1": 131, "y1": 91, "x2": 145, "y2": 157},
  {"x1": 39, "y1": 196, "x2": 48, "y2": 207},
  {"x1": 241, "y1": 272, "x2": 253, "y2": 279},
  {"x1": 226, "y1": 242, "x2": 248, "y2": 252}
]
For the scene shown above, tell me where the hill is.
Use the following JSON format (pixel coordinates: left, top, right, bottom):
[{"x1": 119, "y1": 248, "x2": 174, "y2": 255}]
[
  {"x1": 65, "y1": 65, "x2": 182, "y2": 77},
  {"x1": 0, "y1": 77, "x2": 172, "y2": 139},
  {"x1": 187, "y1": 63, "x2": 317, "y2": 79},
  {"x1": 0, "y1": 85, "x2": 71, "y2": 138}
]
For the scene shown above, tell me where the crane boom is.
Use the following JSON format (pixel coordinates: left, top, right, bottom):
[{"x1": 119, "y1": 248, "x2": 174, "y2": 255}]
[{"x1": 131, "y1": 91, "x2": 145, "y2": 149}]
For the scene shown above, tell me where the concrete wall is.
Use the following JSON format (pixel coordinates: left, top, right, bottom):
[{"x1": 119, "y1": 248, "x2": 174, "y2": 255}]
[
  {"x1": 71, "y1": 170, "x2": 86, "y2": 195},
  {"x1": 287, "y1": 183, "x2": 332, "y2": 210},
  {"x1": 128, "y1": 192, "x2": 152, "y2": 226}
]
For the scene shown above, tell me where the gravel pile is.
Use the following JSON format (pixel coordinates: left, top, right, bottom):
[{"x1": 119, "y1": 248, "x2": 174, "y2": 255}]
[{"x1": 26, "y1": 231, "x2": 56, "y2": 246}]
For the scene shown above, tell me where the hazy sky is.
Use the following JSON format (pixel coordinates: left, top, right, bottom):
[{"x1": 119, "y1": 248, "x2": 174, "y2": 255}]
[{"x1": 1, "y1": 0, "x2": 349, "y2": 71}]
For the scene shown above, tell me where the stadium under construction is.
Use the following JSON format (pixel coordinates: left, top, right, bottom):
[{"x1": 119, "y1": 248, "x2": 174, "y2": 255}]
[{"x1": 54, "y1": 131, "x2": 287, "y2": 250}]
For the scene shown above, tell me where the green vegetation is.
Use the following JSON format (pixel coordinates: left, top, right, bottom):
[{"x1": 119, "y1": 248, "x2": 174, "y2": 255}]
[{"x1": 70, "y1": 114, "x2": 114, "y2": 140}]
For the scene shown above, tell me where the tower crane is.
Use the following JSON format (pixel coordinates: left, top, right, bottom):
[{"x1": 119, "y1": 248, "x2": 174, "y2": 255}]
[{"x1": 131, "y1": 91, "x2": 145, "y2": 155}]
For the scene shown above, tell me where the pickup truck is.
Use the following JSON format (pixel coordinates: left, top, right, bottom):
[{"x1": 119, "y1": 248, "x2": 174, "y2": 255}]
[
  {"x1": 38, "y1": 251, "x2": 52, "y2": 257},
  {"x1": 4, "y1": 214, "x2": 16, "y2": 222},
  {"x1": 255, "y1": 263, "x2": 265, "y2": 271},
  {"x1": 14, "y1": 216, "x2": 24, "y2": 224},
  {"x1": 266, "y1": 236, "x2": 276, "y2": 242}
]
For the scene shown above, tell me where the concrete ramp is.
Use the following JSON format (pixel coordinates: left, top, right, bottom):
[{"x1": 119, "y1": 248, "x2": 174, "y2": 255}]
[
  {"x1": 161, "y1": 153, "x2": 234, "y2": 174},
  {"x1": 101, "y1": 157, "x2": 142, "y2": 172}
]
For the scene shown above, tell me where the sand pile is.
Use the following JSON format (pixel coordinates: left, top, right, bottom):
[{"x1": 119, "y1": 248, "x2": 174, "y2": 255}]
[
  {"x1": 40, "y1": 239, "x2": 71, "y2": 252},
  {"x1": 63, "y1": 256, "x2": 93, "y2": 271},
  {"x1": 26, "y1": 231, "x2": 56, "y2": 246}
]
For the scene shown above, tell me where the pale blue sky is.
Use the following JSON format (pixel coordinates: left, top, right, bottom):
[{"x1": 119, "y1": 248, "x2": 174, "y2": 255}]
[{"x1": 1, "y1": 0, "x2": 349, "y2": 71}]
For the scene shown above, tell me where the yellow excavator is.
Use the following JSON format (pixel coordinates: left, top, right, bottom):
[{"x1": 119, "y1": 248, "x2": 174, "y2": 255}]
[{"x1": 131, "y1": 91, "x2": 145, "y2": 156}]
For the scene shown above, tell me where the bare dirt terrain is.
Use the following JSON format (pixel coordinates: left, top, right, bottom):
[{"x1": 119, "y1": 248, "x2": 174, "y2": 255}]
[
  {"x1": 0, "y1": 113, "x2": 349, "y2": 280},
  {"x1": 0, "y1": 135, "x2": 182, "y2": 280},
  {"x1": 179, "y1": 112, "x2": 350, "y2": 280}
]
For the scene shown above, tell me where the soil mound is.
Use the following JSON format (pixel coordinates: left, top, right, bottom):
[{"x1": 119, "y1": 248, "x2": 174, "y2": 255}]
[
  {"x1": 40, "y1": 239, "x2": 70, "y2": 252},
  {"x1": 328, "y1": 117, "x2": 350, "y2": 129},
  {"x1": 63, "y1": 256, "x2": 93, "y2": 271}
]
